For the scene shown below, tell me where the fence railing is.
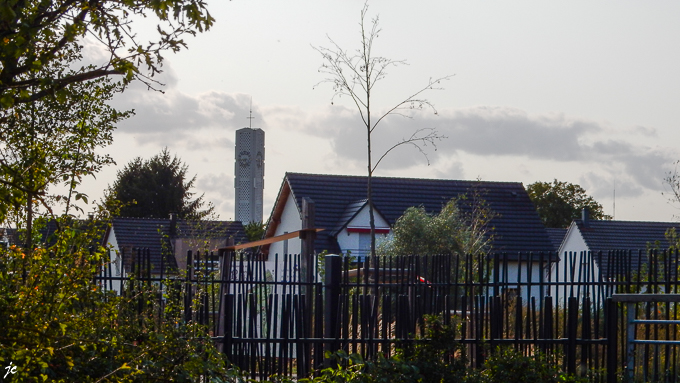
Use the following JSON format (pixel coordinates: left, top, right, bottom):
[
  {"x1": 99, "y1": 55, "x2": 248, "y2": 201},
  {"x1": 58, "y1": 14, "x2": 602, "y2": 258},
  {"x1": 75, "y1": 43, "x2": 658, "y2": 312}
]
[{"x1": 96, "y1": 247, "x2": 680, "y2": 382}]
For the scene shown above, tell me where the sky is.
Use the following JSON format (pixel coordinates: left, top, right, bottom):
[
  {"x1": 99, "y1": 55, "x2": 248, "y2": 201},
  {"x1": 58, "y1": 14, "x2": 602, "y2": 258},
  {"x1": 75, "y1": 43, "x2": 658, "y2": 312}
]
[{"x1": 80, "y1": 1, "x2": 680, "y2": 222}]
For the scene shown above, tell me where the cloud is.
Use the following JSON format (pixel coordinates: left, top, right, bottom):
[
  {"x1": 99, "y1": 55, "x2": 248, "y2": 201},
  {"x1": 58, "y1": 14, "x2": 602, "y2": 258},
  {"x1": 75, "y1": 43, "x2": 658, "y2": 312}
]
[
  {"x1": 107, "y1": 72, "x2": 677, "y2": 200},
  {"x1": 262, "y1": 104, "x2": 677, "y2": 194},
  {"x1": 112, "y1": 69, "x2": 261, "y2": 136},
  {"x1": 197, "y1": 173, "x2": 236, "y2": 220}
]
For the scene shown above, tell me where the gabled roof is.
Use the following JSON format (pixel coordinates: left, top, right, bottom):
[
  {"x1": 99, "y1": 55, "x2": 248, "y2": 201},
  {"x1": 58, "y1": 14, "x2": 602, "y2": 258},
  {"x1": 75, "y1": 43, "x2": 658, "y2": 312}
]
[
  {"x1": 3, "y1": 218, "x2": 105, "y2": 249},
  {"x1": 575, "y1": 219, "x2": 679, "y2": 253},
  {"x1": 109, "y1": 217, "x2": 247, "y2": 274},
  {"x1": 545, "y1": 228, "x2": 568, "y2": 252},
  {"x1": 332, "y1": 199, "x2": 389, "y2": 235},
  {"x1": 265, "y1": 172, "x2": 554, "y2": 258},
  {"x1": 110, "y1": 217, "x2": 174, "y2": 274},
  {"x1": 573, "y1": 219, "x2": 680, "y2": 279}
]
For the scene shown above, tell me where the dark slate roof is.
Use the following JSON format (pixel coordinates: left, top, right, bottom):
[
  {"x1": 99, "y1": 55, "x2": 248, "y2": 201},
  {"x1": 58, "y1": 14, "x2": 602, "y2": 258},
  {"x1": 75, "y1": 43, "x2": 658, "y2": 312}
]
[
  {"x1": 280, "y1": 173, "x2": 554, "y2": 258},
  {"x1": 576, "y1": 219, "x2": 680, "y2": 279},
  {"x1": 2, "y1": 219, "x2": 105, "y2": 248},
  {"x1": 545, "y1": 228, "x2": 567, "y2": 252},
  {"x1": 576, "y1": 220, "x2": 679, "y2": 253},
  {"x1": 110, "y1": 218, "x2": 247, "y2": 274},
  {"x1": 111, "y1": 217, "x2": 173, "y2": 274},
  {"x1": 176, "y1": 220, "x2": 247, "y2": 241},
  {"x1": 332, "y1": 199, "x2": 383, "y2": 235}
]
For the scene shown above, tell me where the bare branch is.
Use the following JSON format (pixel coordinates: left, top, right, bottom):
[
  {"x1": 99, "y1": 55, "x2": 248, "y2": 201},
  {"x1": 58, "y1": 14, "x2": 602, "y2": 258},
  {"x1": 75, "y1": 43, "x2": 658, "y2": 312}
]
[
  {"x1": 371, "y1": 75, "x2": 454, "y2": 133},
  {"x1": 372, "y1": 128, "x2": 447, "y2": 171},
  {"x1": 313, "y1": 1, "x2": 452, "y2": 260},
  {"x1": 663, "y1": 160, "x2": 680, "y2": 214}
]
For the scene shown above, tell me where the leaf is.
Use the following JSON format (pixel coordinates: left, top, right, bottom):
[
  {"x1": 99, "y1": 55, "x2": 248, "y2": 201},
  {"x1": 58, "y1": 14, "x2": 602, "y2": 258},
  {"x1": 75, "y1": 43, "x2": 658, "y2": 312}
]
[{"x1": 0, "y1": 93, "x2": 14, "y2": 108}]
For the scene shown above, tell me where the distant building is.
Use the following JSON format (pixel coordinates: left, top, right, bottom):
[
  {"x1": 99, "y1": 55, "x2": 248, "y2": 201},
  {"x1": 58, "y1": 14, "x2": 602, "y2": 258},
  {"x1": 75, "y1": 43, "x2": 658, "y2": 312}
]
[
  {"x1": 553, "y1": 210, "x2": 680, "y2": 300},
  {"x1": 262, "y1": 172, "x2": 557, "y2": 300},
  {"x1": 264, "y1": 172, "x2": 555, "y2": 259},
  {"x1": 102, "y1": 216, "x2": 247, "y2": 294},
  {"x1": 234, "y1": 127, "x2": 265, "y2": 224}
]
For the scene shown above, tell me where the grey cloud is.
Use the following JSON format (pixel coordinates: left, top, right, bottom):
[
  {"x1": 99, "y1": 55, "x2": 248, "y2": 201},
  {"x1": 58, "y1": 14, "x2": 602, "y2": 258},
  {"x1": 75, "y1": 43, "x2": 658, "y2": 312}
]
[
  {"x1": 197, "y1": 173, "x2": 236, "y2": 221},
  {"x1": 292, "y1": 105, "x2": 675, "y2": 193},
  {"x1": 430, "y1": 107, "x2": 601, "y2": 161},
  {"x1": 112, "y1": 80, "x2": 261, "y2": 135},
  {"x1": 582, "y1": 172, "x2": 644, "y2": 199},
  {"x1": 198, "y1": 173, "x2": 235, "y2": 195}
]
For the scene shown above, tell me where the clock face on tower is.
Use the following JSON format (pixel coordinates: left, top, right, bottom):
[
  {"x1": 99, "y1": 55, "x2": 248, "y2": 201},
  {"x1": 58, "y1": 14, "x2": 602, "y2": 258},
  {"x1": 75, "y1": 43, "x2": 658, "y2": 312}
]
[
  {"x1": 256, "y1": 152, "x2": 263, "y2": 168},
  {"x1": 239, "y1": 151, "x2": 251, "y2": 167}
]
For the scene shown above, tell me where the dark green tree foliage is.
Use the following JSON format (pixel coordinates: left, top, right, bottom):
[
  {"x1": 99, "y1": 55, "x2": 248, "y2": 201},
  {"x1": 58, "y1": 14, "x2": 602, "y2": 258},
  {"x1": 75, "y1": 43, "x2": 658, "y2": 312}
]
[
  {"x1": 0, "y1": 0, "x2": 213, "y2": 108},
  {"x1": 244, "y1": 221, "x2": 266, "y2": 242},
  {"x1": 526, "y1": 179, "x2": 610, "y2": 228},
  {"x1": 106, "y1": 148, "x2": 215, "y2": 220}
]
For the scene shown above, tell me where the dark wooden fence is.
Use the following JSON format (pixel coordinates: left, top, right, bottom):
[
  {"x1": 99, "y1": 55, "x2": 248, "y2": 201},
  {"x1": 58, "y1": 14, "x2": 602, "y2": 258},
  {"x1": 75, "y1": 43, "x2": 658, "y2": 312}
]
[{"x1": 97, "y1": 247, "x2": 680, "y2": 382}]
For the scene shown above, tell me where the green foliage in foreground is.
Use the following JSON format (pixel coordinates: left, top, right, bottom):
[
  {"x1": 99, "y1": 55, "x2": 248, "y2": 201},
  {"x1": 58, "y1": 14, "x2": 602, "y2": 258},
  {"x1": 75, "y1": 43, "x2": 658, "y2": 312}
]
[
  {"x1": 268, "y1": 316, "x2": 589, "y2": 383},
  {"x1": 0, "y1": 218, "x2": 242, "y2": 382}
]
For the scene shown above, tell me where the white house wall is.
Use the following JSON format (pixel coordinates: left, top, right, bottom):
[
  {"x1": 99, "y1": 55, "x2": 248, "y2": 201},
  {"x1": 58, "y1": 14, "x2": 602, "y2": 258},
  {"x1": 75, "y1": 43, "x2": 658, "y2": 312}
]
[
  {"x1": 270, "y1": 192, "x2": 303, "y2": 257},
  {"x1": 493, "y1": 260, "x2": 550, "y2": 304},
  {"x1": 549, "y1": 223, "x2": 603, "y2": 304},
  {"x1": 103, "y1": 229, "x2": 124, "y2": 294},
  {"x1": 266, "y1": 192, "x2": 303, "y2": 281}
]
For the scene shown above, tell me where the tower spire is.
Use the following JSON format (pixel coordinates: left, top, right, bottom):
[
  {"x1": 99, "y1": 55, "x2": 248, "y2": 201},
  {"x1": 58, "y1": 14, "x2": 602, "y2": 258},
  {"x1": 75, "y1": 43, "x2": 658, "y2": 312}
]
[{"x1": 247, "y1": 97, "x2": 254, "y2": 128}]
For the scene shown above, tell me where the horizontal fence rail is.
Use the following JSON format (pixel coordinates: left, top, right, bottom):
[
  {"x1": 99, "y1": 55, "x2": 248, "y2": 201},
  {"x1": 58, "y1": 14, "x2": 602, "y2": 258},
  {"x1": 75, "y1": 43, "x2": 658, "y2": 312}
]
[{"x1": 94, "y1": 247, "x2": 680, "y2": 382}]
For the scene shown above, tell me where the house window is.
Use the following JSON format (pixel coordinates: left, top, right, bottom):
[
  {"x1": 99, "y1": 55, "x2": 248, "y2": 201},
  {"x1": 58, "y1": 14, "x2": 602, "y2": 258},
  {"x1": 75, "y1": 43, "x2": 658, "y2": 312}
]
[{"x1": 357, "y1": 233, "x2": 371, "y2": 262}]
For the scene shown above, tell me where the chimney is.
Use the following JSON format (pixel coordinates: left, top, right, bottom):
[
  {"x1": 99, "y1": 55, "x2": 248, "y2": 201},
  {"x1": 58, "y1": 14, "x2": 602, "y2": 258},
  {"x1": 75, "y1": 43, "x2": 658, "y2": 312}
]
[
  {"x1": 581, "y1": 208, "x2": 589, "y2": 227},
  {"x1": 169, "y1": 212, "x2": 177, "y2": 237}
]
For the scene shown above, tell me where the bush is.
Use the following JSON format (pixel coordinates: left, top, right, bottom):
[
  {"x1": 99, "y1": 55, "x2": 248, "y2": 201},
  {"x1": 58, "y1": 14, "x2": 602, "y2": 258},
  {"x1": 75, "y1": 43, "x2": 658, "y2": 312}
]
[
  {"x1": 476, "y1": 348, "x2": 589, "y2": 383},
  {"x1": 289, "y1": 316, "x2": 589, "y2": 383},
  {"x1": 0, "y1": 218, "x2": 243, "y2": 382}
]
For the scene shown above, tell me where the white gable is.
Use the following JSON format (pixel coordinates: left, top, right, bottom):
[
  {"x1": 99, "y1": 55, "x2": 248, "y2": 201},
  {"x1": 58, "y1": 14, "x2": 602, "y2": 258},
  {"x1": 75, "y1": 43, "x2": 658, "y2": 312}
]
[
  {"x1": 101, "y1": 228, "x2": 124, "y2": 294},
  {"x1": 268, "y1": 192, "x2": 303, "y2": 258},
  {"x1": 550, "y1": 221, "x2": 601, "y2": 300},
  {"x1": 336, "y1": 204, "x2": 390, "y2": 261}
]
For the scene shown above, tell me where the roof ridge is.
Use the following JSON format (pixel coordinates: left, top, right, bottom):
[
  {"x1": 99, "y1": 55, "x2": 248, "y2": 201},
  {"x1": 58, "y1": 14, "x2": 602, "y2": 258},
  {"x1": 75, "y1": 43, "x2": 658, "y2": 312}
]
[
  {"x1": 113, "y1": 217, "x2": 239, "y2": 224},
  {"x1": 580, "y1": 219, "x2": 680, "y2": 225},
  {"x1": 113, "y1": 217, "x2": 169, "y2": 221},
  {"x1": 285, "y1": 172, "x2": 522, "y2": 185}
]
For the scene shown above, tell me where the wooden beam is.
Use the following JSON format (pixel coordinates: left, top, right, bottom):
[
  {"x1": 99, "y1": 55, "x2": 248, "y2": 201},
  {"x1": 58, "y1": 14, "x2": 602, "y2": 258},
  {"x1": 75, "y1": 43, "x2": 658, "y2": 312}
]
[{"x1": 216, "y1": 228, "x2": 324, "y2": 251}]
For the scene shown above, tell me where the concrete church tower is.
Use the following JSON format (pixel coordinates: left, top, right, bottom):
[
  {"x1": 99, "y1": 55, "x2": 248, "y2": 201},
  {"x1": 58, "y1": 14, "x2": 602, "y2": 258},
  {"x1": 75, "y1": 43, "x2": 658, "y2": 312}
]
[{"x1": 234, "y1": 127, "x2": 265, "y2": 224}]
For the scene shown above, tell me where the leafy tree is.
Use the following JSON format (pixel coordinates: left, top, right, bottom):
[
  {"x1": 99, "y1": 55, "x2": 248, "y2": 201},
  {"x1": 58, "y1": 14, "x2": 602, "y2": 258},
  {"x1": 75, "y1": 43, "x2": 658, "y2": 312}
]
[
  {"x1": 105, "y1": 148, "x2": 215, "y2": 220},
  {"x1": 0, "y1": 214, "x2": 243, "y2": 382},
  {"x1": 244, "y1": 221, "x2": 266, "y2": 242},
  {"x1": 0, "y1": 44, "x2": 131, "y2": 254},
  {"x1": 526, "y1": 179, "x2": 610, "y2": 228},
  {"x1": 378, "y1": 196, "x2": 492, "y2": 259},
  {"x1": 0, "y1": 0, "x2": 213, "y2": 108},
  {"x1": 314, "y1": 3, "x2": 451, "y2": 261}
]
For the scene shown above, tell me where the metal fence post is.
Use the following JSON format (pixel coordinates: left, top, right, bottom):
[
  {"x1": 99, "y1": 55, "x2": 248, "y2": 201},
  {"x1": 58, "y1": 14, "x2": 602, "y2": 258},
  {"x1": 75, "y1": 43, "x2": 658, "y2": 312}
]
[
  {"x1": 184, "y1": 250, "x2": 193, "y2": 323},
  {"x1": 606, "y1": 297, "x2": 618, "y2": 383},
  {"x1": 566, "y1": 296, "x2": 578, "y2": 374},
  {"x1": 324, "y1": 254, "x2": 342, "y2": 366}
]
